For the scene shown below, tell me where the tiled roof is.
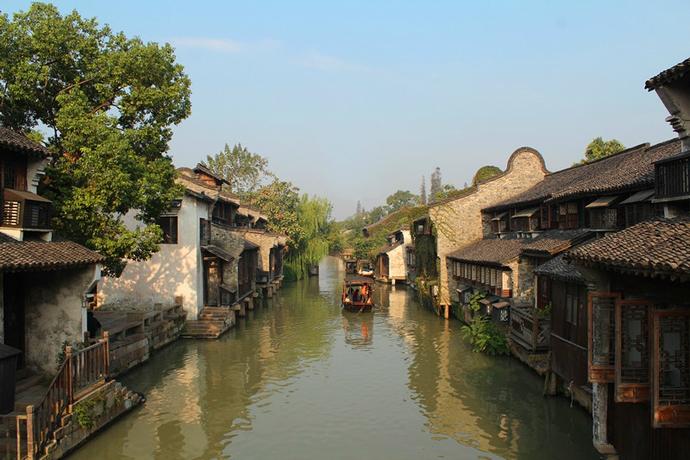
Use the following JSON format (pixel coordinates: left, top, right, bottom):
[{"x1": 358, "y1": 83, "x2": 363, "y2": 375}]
[
  {"x1": 447, "y1": 230, "x2": 591, "y2": 266},
  {"x1": 567, "y1": 217, "x2": 690, "y2": 276},
  {"x1": 0, "y1": 127, "x2": 51, "y2": 157},
  {"x1": 0, "y1": 239, "x2": 104, "y2": 271},
  {"x1": 534, "y1": 253, "x2": 585, "y2": 283},
  {"x1": 177, "y1": 168, "x2": 240, "y2": 205},
  {"x1": 645, "y1": 58, "x2": 690, "y2": 90},
  {"x1": 377, "y1": 240, "x2": 404, "y2": 255},
  {"x1": 485, "y1": 139, "x2": 681, "y2": 211}
]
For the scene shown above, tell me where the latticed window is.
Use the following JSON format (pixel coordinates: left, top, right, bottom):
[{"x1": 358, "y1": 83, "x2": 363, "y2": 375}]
[
  {"x1": 558, "y1": 202, "x2": 579, "y2": 230},
  {"x1": 652, "y1": 309, "x2": 690, "y2": 428},
  {"x1": 588, "y1": 292, "x2": 621, "y2": 382},
  {"x1": 615, "y1": 300, "x2": 651, "y2": 403}
]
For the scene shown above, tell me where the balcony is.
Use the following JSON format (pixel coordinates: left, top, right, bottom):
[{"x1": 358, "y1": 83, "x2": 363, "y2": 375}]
[
  {"x1": 655, "y1": 153, "x2": 690, "y2": 201},
  {"x1": 510, "y1": 304, "x2": 550, "y2": 352},
  {"x1": 2, "y1": 189, "x2": 52, "y2": 229}
]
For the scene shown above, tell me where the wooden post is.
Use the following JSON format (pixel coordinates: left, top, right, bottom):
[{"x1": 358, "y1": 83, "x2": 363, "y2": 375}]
[
  {"x1": 15, "y1": 417, "x2": 21, "y2": 460},
  {"x1": 26, "y1": 405, "x2": 34, "y2": 460},
  {"x1": 102, "y1": 331, "x2": 110, "y2": 377},
  {"x1": 65, "y1": 346, "x2": 74, "y2": 404}
]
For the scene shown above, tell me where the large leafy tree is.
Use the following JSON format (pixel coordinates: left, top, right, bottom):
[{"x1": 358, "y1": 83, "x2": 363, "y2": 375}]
[
  {"x1": 203, "y1": 143, "x2": 272, "y2": 198},
  {"x1": 385, "y1": 190, "x2": 418, "y2": 213},
  {"x1": 583, "y1": 137, "x2": 625, "y2": 163},
  {"x1": 251, "y1": 179, "x2": 303, "y2": 246},
  {"x1": 0, "y1": 3, "x2": 191, "y2": 275}
]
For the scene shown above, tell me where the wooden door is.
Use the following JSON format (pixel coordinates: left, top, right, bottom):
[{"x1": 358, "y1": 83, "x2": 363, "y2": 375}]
[{"x1": 203, "y1": 258, "x2": 220, "y2": 306}]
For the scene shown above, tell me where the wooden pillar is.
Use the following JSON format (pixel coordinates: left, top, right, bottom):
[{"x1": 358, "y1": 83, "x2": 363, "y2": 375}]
[
  {"x1": 65, "y1": 345, "x2": 74, "y2": 404},
  {"x1": 102, "y1": 331, "x2": 110, "y2": 377},
  {"x1": 26, "y1": 405, "x2": 34, "y2": 460}
]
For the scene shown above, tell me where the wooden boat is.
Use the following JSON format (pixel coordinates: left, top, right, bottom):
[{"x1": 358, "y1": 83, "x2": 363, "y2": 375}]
[{"x1": 342, "y1": 277, "x2": 374, "y2": 312}]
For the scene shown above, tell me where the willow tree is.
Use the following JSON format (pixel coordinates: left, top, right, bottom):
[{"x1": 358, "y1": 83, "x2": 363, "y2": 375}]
[
  {"x1": 285, "y1": 195, "x2": 333, "y2": 280},
  {"x1": 0, "y1": 3, "x2": 191, "y2": 275}
]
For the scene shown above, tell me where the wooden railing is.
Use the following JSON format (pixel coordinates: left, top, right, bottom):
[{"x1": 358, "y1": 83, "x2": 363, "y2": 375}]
[
  {"x1": 656, "y1": 155, "x2": 690, "y2": 199},
  {"x1": 1, "y1": 198, "x2": 52, "y2": 229},
  {"x1": 18, "y1": 334, "x2": 109, "y2": 460},
  {"x1": 510, "y1": 306, "x2": 550, "y2": 352}
]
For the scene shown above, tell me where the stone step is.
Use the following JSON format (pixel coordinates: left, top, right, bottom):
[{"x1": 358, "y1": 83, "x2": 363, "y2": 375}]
[{"x1": 182, "y1": 318, "x2": 232, "y2": 339}]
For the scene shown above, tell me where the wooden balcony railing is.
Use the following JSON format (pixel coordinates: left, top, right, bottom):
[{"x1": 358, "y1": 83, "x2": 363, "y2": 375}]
[
  {"x1": 2, "y1": 190, "x2": 52, "y2": 229},
  {"x1": 510, "y1": 306, "x2": 550, "y2": 352},
  {"x1": 18, "y1": 334, "x2": 109, "y2": 460}
]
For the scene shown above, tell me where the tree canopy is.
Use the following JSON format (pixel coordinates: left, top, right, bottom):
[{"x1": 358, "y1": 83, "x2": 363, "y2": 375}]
[
  {"x1": 386, "y1": 190, "x2": 418, "y2": 213},
  {"x1": 583, "y1": 137, "x2": 625, "y2": 163},
  {"x1": 472, "y1": 165, "x2": 502, "y2": 185},
  {"x1": 203, "y1": 143, "x2": 272, "y2": 198},
  {"x1": 0, "y1": 3, "x2": 191, "y2": 275}
]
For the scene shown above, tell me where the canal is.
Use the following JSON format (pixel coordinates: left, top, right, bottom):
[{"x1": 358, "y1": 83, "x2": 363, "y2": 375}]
[{"x1": 71, "y1": 257, "x2": 598, "y2": 459}]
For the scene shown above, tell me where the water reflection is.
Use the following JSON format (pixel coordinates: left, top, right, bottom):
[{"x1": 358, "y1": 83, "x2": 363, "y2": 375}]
[{"x1": 71, "y1": 256, "x2": 596, "y2": 460}]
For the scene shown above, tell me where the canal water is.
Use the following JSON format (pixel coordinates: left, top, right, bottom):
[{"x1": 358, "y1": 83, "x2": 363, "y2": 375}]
[{"x1": 71, "y1": 257, "x2": 598, "y2": 459}]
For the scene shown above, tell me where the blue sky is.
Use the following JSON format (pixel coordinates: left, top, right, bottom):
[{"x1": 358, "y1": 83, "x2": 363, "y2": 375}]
[{"x1": 7, "y1": 1, "x2": 690, "y2": 218}]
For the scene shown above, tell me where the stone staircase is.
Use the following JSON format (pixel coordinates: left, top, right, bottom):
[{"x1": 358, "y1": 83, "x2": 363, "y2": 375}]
[{"x1": 181, "y1": 307, "x2": 235, "y2": 339}]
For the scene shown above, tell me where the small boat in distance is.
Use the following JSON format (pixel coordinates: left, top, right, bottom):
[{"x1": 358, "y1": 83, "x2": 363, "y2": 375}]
[{"x1": 342, "y1": 277, "x2": 374, "y2": 313}]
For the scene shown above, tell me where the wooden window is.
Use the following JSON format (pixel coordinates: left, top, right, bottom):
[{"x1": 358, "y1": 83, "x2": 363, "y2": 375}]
[
  {"x1": 588, "y1": 292, "x2": 621, "y2": 383},
  {"x1": 566, "y1": 286, "x2": 578, "y2": 326},
  {"x1": 559, "y1": 202, "x2": 579, "y2": 230},
  {"x1": 652, "y1": 309, "x2": 690, "y2": 428},
  {"x1": 537, "y1": 276, "x2": 550, "y2": 310},
  {"x1": 615, "y1": 299, "x2": 652, "y2": 403},
  {"x1": 157, "y1": 216, "x2": 178, "y2": 244}
]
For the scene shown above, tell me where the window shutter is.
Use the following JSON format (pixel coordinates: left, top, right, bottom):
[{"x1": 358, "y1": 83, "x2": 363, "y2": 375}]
[
  {"x1": 652, "y1": 309, "x2": 690, "y2": 428},
  {"x1": 615, "y1": 299, "x2": 652, "y2": 403},
  {"x1": 588, "y1": 292, "x2": 621, "y2": 383}
]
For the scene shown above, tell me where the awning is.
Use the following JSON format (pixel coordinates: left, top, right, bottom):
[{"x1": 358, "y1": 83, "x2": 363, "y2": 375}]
[
  {"x1": 493, "y1": 301, "x2": 510, "y2": 309},
  {"x1": 585, "y1": 196, "x2": 618, "y2": 209},
  {"x1": 620, "y1": 189, "x2": 655, "y2": 205},
  {"x1": 511, "y1": 207, "x2": 539, "y2": 218},
  {"x1": 4, "y1": 188, "x2": 52, "y2": 203},
  {"x1": 202, "y1": 245, "x2": 234, "y2": 262},
  {"x1": 491, "y1": 212, "x2": 507, "y2": 221}
]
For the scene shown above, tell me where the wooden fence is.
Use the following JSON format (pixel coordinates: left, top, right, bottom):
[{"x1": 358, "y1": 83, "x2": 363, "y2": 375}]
[{"x1": 17, "y1": 333, "x2": 109, "y2": 460}]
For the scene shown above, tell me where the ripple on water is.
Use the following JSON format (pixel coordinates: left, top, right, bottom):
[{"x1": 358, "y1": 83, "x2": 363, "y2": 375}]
[{"x1": 70, "y1": 257, "x2": 598, "y2": 460}]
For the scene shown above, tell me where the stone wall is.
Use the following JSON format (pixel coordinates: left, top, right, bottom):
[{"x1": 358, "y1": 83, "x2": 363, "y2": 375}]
[
  {"x1": 210, "y1": 223, "x2": 247, "y2": 294},
  {"x1": 233, "y1": 229, "x2": 287, "y2": 273},
  {"x1": 25, "y1": 265, "x2": 100, "y2": 375},
  {"x1": 428, "y1": 148, "x2": 547, "y2": 308},
  {"x1": 44, "y1": 380, "x2": 142, "y2": 460}
]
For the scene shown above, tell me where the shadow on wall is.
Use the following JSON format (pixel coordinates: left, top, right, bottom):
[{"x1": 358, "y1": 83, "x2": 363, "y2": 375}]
[{"x1": 98, "y1": 243, "x2": 198, "y2": 312}]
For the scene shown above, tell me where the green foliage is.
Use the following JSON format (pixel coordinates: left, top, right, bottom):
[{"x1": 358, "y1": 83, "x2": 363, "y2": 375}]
[
  {"x1": 73, "y1": 399, "x2": 97, "y2": 429},
  {"x1": 0, "y1": 3, "x2": 190, "y2": 276},
  {"x1": 536, "y1": 303, "x2": 552, "y2": 319},
  {"x1": 412, "y1": 233, "x2": 437, "y2": 278},
  {"x1": 582, "y1": 137, "x2": 625, "y2": 163},
  {"x1": 467, "y1": 291, "x2": 486, "y2": 313},
  {"x1": 251, "y1": 179, "x2": 303, "y2": 244},
  {"x1": 202, "y1": 143, "x2": 272, "y2": 198},
  {"x1": 472, "y1": 165, "x2": 502, "y2": 186},
  {"x1": 345, "y1": 206, "x2": 428, "y2": 260},
  {"x1": 461, "y1": 316, "x2": 509, "y2": 355},
  {"x1": 284, "y1": 194, "x2": 333, "y2": 280},
  {"x1": 385, "y1": 190, "x2": 418, "y2": 213},
  {"x1": 368, "y1": 205, "x2": 389, "y2": 223},
  {"x1": 431, "y1": 184, "x2": 458, "y2": 202}
]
